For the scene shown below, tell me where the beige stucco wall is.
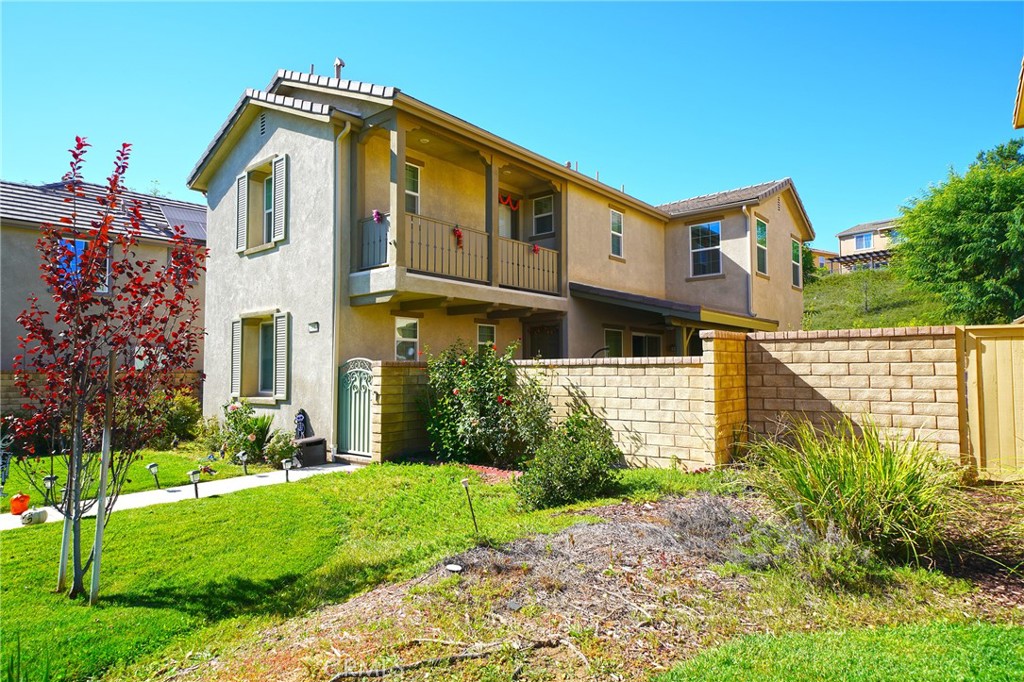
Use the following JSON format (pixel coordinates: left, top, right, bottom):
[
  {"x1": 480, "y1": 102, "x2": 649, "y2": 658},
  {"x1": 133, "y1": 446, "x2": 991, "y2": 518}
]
[
  {"x1": 0, "y1": 223, "x2": 205, "y2": 374},
  {"x1": 200, "y1": 108, "x2": 338, "y2": 440},
  {"x1": 665, "y1": 210, "x2": 749, "y2": 316},
  {"x1": 566, "y1": 297, "x2": 673, "y2": 359},
  {"x1": 838, "y1": 228, "x2": 892, "y2": 256},
  {"x1": 749, "y1": 189, "x2": 806, "y2": 330}
]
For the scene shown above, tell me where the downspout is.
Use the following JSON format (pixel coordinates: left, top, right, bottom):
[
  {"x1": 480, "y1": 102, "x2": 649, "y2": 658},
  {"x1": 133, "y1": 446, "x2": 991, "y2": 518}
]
[
  {"x1": 740, "y1": 204, "x2": 756, "y2": 318},
  {"x1": 330, "y1": 121, "x2": 353, "y2": 458}
]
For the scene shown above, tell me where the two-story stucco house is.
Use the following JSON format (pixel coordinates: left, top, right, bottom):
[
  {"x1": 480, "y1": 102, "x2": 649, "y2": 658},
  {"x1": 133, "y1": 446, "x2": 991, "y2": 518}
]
[
  {"x1": 186, "y1": 66, "x2": 814, "y2": 457},
  {"x1": 0, "y1": 180, "x2": 208, "y2": 403},
  {"x1": 828, "y1": 218, "x2": 896, "y2": 272}
]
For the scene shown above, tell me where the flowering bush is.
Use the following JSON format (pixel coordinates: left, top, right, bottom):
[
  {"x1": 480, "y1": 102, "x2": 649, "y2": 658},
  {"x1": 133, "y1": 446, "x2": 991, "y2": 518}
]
[
  {"x1": 218, "y1": 400, "x2": 281, "y2": 464},
  {"x1": 423, "y1": 341, "x2": 551, "y2": 467}
]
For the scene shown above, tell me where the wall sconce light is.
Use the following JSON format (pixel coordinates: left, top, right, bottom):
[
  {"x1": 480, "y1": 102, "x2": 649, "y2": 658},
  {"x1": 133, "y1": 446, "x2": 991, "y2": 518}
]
[
  {"x1": 187, "y1": 469, "x2": 201, "y2": 498},
  {"x1": 238, "y1": 452, "x2": 248, "y2": 475},
  {"x1": 146, "y1": 462, "x2": 160, "y2": 489},
  {"x1": 281, "y1": 458, "x2": 292, "y2": 482},
  {"x1": 43, "y1": 475, "x2": 58, "y2": 506},
  {"x1": 308, "y1": 321, "x2": 320, "y2": 333}
]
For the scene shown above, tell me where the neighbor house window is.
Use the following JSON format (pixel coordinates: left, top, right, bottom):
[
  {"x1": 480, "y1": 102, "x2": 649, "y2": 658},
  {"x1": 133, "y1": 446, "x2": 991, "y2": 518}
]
[
  {"x1": 395, "y1": 317, "x2": 419, "y2": 361},
  {"x1": 792, "y1": 239, "x2": 802, "y2": 288},
  {"x1": 236, "y1": 155, "x2": 287, "y2": 252},
  {"x1": 854, "y1": 233, "x2": 873, "y2": 250},
  {"x1": 690, "y1": 221, "x2": 722, "y2": 277},
  {"x1": 755, "y1": 219, "x2": 768, "y2": 275},
  {"x1": 258, "y1": 321, "x2": 275, "y2": 394},
  {"x1": 230, "y1": 312, "x2": 290, "y2": 400},
  {"x1": 604, "y1": 329, "x2": 623, "y2": 358},
  {"x1": 404, "y1": 163, "x2": 421, "y2": 214},
  {"x1": 58, "y1": 238, "x2": 110, "y2": 293},
  {"x1": 818, "y1": 256, "x2": 826, "y2": 267},
  {"x1": 632, "y1": 333, "x2": 662, "y2": 358},
  {"x1": 533, "y1": 195, "x2": 553, "y2": 235},
  {"x1": 610, "y1": 209, "x2": 623, "y2": 257},
  {"x1": 477, "y1": 324, "x2": 496, "y2": 352}
]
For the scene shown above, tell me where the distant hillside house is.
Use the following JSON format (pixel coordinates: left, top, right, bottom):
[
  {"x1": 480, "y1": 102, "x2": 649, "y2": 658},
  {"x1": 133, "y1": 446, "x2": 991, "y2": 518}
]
[
  {"x1": 807, "y1": 246, "x2": 839, "y2": 273},
  {"x1": 828, "y1": 218, "x2": 896, "y2": 272}
]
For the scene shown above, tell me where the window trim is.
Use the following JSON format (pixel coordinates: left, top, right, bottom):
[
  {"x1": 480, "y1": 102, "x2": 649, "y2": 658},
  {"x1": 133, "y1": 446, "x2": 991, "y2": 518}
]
[
  {"x1": 604, "y1": 328, "x2": 623, "y2": 358},
  {"x1": 476, "y1": 323, "x2": 496, "y2": 353},
  {"x1": 755, "y1": 218, "x2": 768, "y2": 275},
  {"x1": 689, "y1": 221, "x2": 723, "y2": 278},
  {"x1": 610, "y1": 209, "x2": 624, "y2": 258},
  {"x1": 257, "y1": 321, "x2": 275, "y2": 395},
  {"x1": 405, "y1": 162, "x2": 421, "y2": 215},
  {"x1": 854, "y1": 232, "x2": 873, "y2": 250},
  {"x1": 791, "y1": 238, "x2": 802, "y2": 289},
  {"x1": 395, "y1": 317, "x2": 420, "y2": 361},
  {"x1": 532, "y1": 194, "x2": 554, "y2": 236}
]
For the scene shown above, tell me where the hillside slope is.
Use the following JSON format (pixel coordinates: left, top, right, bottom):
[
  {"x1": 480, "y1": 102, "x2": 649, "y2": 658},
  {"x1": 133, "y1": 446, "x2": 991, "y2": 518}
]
[{"x1": 802, "y1": 269, "x2": 956, "y2": 330}]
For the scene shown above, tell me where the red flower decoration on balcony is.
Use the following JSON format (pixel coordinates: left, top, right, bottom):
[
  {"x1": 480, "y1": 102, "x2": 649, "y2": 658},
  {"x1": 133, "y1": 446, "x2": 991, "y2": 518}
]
[
  {"x1": 532, "y1": 243, "x2": 540, "y2": 255},
  {"x1": 499, "y1": 194, "x2": 520, "y2": 211},
  {"x1": 372, "y1": 209, "x2": 384, "y2": 224},
  {"x1": 452, "y1": 226, "x2": 464, "y2": 250}
]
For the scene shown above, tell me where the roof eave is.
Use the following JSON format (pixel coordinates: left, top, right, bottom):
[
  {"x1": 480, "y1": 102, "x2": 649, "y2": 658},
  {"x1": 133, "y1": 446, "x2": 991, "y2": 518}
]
[{"x1": 1015, "y1": 58, "x2": 1024, "y2": 129}]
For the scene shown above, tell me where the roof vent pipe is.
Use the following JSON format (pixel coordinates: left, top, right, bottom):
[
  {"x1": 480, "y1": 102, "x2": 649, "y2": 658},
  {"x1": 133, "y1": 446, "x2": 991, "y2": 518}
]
[
  {"x1": 334, "y1": 57, "x2": 345, "y2": 79},
  {"x1": 310, "y1": 63, "x2": 315, "y2": 75}
]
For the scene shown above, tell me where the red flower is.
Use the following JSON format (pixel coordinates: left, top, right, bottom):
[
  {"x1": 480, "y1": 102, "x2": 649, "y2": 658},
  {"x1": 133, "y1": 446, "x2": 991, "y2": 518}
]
[
  {"x1": 459, "y1": 358, "x2": 467, "y2": 366},
  {"x1": 491, "y1": 344, "x2": 497, "y2": 351},
  {"x1": 497, "y1": 395, "x2": 504, "y2": 404},
  {"x1": 452, "y1": 388, "x2": 460, "y2": 396},
  {"x1": 532, "y1": 243, "x2": 540, "y2": 255}
]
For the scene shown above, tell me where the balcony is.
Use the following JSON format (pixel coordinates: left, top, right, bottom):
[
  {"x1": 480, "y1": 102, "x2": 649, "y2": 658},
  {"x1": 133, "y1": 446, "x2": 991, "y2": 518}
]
[{"x1": 356, "y1": 213, "x2": 560, "y2": 296}]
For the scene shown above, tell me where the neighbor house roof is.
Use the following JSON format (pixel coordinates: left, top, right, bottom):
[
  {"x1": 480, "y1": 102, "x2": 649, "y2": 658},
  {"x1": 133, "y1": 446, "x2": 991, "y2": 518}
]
[
  {"x1": 0, "y1": 180, "x2": 207, "y2": 243},
  {"x1": 1014, "y1": 58, "x2": 1024, "y2": 129},
  {"x1": 835, "y1": 218, "x2": 896, "y2": 239}
]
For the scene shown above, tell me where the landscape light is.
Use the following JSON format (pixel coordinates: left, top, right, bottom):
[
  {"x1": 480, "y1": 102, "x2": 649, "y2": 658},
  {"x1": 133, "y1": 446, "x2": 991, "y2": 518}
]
[
  {"x1": 238, "y1": 452, "x2": 248, "y2": 475},
  {"x1": 146, "y1": 462, "x2": 160, "y2": 489},
  {"x1": 43, "y1": 475, "x2": 58, "y2": 506},
  {"x1": 281, "y1": 458, "x2": 292, "y2": 483},
  {"x1": 187, "y1": 469, "x2": 201, "y2": 499}
]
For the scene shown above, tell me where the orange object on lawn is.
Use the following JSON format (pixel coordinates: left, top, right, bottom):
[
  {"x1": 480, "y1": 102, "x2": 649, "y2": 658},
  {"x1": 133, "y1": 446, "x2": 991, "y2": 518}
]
[{"x1": 10, "y1": 493, "x2": 30, "y2": 516}]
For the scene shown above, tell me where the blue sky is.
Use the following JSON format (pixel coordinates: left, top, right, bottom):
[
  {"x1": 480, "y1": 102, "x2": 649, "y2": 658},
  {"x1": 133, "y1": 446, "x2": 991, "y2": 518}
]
[{"x1": 2, "y1": 2, "x2": 1021, "y2": 248}]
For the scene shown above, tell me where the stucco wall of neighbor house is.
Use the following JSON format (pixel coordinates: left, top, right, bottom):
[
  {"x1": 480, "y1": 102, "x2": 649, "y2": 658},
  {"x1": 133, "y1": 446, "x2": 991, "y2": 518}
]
[
  {"x1": 749, "y1": 189, "x2": 807, "y2": 331},
  {"x1": 566, "y1": 183, "x2": 666, "y2": 300},
  {"x1": 200, "y1": 108, "x2": 338, "y2": 440},
  {"x1": 746, "y1": 327, "x2": 966, "y2": 459},
  {"x1": 838, "y1": 229, "x2": 893, "y2": 256},
  {"x1": 0, "y1": 224, "x2": 203, "y2": 372},
  {"x1": 664, "y1": 211, "x2": 749, "y2": 315}
]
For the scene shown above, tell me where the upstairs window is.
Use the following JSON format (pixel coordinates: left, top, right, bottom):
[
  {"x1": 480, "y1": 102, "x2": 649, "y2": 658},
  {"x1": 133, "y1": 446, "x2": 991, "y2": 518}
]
[
  {"x1": 854, "y1": 233, "x2": 873, "y2": 250},
  {"x1": 792, "y1": 239, "x2": 802, "y2": 288},
  {"x1": 236, "y1": 155, "x2": 287, "y2": 252},
  {"x1": 533, "y1": 195, "x2": 553, "y2": 235},
  {"x1": 755, "y1": 219, "x2": 768, "y2": 274},
  {"x1": 395, "y1": 317, "x2": 419, "y2": 361},
  {"x1": 690, "y1": 221, "x2": 722, "y2": 277},
  {"x1": 610, "y1": 209, "x2": 624, "y2": 257},
  {"x1": 477, "y1": 324, "x2": 496, "y2": 353},
  {"x1": 405, "y1": 163, "x2": 421, "y2": 214}
]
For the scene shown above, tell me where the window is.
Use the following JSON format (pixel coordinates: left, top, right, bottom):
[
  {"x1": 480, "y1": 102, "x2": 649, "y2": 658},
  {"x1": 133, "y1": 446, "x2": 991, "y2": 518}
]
[
  {"x1": 477, "y1": 324, "x2": 496, "y2": 352},
  {"x1": 689, "y1": 221, "x2": 722, "y2": 277},
  {"x1": 395, "y1": 317, "x2": 419, "y2": 361},
  {"x1": 632, "y1": 333, "x2": 662, "y2": 358},
  {"x1": 405, "y1": 163, "x2": 420, "y2": 214},
  {"x1": 610, "y1": 209, "x2": 623, "y2": 257},
  {"x1": 604, "y1": 329, "x2": 623, "y2": 358},
  {"x1": 230, "y1": 312, "x2": 289, "y2": 400},
  {"x1": 533, "y1": 195, "x2": 553, "y2": 235},
  {"x1": 58, "y1": 238, "x2": 110, "y2": 293},
  {"x1": 818, "y1": 256, "x2": 826, "y2": 268},
  {"x1": 236, "y1": 155, "x2": 287, "y2": 252},
  {"x1": 854, "y1": 233, "x2": 873, "y2": 250},
  {"x1": 792, "y1": 239, "x2": 802, "y2": 288},
  {"x1": 755, "y1": 219, "x2": 768, "y2": 275}
]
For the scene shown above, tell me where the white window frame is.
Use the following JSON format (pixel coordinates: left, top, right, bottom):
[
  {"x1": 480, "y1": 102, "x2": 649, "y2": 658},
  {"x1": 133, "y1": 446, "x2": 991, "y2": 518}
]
[
  {"x1": 262, "y1": 177, "x2": 274, "y2": 244},
  {"x1": 792, "y1": 238, "x2": 802, "y2": 288},
  {"x1": 604, "y1": 328, "x2": 623, "y2": 358},
  {"x1": 395, "y1": 317, "x2": 419, "y2": 361},
  {"x1": 689, "y1": 221, "x2": 722, "y2": 277},
  {"x1": 854, "y1": 233, "x2": 873, "y2": 250},
  {"x1": 258, "y1": 321, "x2": 275, "y2": 394},
  {"x1": 476, "y1": 324, "x2": 496, "y2": 353},
  {"x1": 755, "y1": 218, "x2": 768, "y2": 275},
  {"x1": 610, "y1": 209, "x2": 624, "y2": 257},
  {"x1": 405, "y1": 162, "x2": 421, "y2": 215},
  {"x1": 532, "y1": 195, "x2": 554, "y2": 236}
]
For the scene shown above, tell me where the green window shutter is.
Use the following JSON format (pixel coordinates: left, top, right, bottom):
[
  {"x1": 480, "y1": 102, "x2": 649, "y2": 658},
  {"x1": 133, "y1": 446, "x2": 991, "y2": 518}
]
[
  {"x1": 273, "y1": 312, "x2": 289, "y2": 400},
  {"x1": 230, "y1": 319, "x2": 242, "y2": 396},
  {"x1": 235, "y1": 175, "x2": 248, "y2": 252},
  {"x1": 272, "y1": 155, "x2": 287, "y2": 242}
]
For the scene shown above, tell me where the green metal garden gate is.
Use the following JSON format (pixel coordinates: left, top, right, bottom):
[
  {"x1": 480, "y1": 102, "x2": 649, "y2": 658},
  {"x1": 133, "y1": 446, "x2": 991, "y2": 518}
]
[{"x1": 338, "y1": 358, "x2": 373, "y2": 457}]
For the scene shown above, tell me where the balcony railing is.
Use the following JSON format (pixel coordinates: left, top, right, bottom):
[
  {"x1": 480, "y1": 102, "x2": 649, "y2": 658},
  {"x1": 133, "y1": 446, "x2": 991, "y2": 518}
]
[{"x1": 356, "y1": 213, "x2": 560, "y2": 295}]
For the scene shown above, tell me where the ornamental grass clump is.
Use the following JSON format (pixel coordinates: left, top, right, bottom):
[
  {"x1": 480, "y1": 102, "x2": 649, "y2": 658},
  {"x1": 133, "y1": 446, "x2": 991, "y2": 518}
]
[{"x1": 746, "y1": 417, "x2": 960, "y2": 562}]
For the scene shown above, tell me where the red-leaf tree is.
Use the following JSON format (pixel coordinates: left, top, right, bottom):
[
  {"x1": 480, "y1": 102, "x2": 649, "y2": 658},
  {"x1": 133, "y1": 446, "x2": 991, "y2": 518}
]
[{"x1": 11, "y1": 137, "x2": 206, "y2": 599}]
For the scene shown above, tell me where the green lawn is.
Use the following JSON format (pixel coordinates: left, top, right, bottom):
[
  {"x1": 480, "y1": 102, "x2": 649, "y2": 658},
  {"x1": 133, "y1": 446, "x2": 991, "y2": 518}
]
[
  {"x1": 803, "y1": 269, "x2": 955, "y2": 330},
  {"x1": 658, "y1": 621, "x2": 1024, "y2": 682},
  {"x1": 1, "y1": 445, "x2": 269, "y2": 513},
  {"x1": 0, "y1": 463, "x2": 715, "y2": 682}
]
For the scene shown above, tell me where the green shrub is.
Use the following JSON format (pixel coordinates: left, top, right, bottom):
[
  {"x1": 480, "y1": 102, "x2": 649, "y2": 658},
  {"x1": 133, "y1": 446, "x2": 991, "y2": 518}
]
[
  {"x1": 423, "y1": 341, "x2": 551, "y2": 467},
  {"x1": 264, "y1": 431, "x2": 296, "y2": 468},
  {"x1": 203, "y1": 401, "x2": 283, "y2": 465},
  {"x1": 746, "y1": 417, "x2": 960, "y2": 561},
  {"x1": 146, "y1": 389, "x2": 202, "y2": 449},
  {"x1": 516, "y1": 390, "x2": 621, "y2": 509}
]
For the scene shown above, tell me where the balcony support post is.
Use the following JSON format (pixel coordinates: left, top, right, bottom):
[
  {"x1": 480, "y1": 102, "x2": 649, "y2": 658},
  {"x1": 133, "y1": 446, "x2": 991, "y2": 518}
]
[
  {"x1": 388, "y1": 117, "x2": 408, "y2": 267},
  {"x1": 484, "y1": 156, "x2": 500, "y2": 287}
]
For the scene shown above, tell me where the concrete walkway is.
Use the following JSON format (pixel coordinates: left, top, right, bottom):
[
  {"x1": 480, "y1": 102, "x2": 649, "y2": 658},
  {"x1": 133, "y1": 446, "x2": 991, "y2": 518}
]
[{"x1": 1, "y1": 462, "x2": 360, "y2": 532}]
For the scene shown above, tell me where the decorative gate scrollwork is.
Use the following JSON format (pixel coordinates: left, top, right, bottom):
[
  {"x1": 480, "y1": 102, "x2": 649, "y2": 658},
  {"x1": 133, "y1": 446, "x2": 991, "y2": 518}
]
[{"x1": 339, "y1": 359, "x2": 373, "y2": 456}]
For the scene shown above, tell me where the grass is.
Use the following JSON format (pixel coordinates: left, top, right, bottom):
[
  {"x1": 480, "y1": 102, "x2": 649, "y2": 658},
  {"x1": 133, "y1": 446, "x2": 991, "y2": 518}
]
[
  {"x1": 658, "y1": 621, "x2": 1024, "y2": 681},
  {"x1": 0, "y1": 463, "x2": 710, "y2": 682},
  {"x1": 803, "y1": 269, "x2": 954, "y2": 330},
  {"x1": 1, "y1": 444, "x2": 269, "y2": 513}
]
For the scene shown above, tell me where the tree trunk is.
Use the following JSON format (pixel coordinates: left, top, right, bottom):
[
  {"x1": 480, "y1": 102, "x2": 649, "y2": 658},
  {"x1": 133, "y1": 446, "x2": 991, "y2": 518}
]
[{"x1": 67, "y1": 402, "x2": 86, "y2": 598}]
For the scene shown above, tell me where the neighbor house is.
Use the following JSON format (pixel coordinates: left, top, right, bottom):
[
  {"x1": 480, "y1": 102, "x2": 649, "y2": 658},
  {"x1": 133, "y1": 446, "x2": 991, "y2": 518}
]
[
  {"x1": 828, "y1": 218, "x2": 896, "y2": 272},
  {"x1": 1014, "y1": 57, "x2": 1024, "y2": 129},
  {"x1": 0, "y1": 181, "x2": 207, "y2": 403},
  {"x1": 807, "y1": 246, "x2": 839, "y2": 273},
  {"x1": 186, "y1": 65, "x2": 814, "y2": 457}
]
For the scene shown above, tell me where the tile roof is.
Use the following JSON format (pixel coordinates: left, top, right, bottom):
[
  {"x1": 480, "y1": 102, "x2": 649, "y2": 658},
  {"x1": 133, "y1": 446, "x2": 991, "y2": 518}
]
[
  {"x1": 658, "y1": 179, "x2": 793, "y2": 217},
  {"x1": 835, "y1": 218, "x2": 896, "y2": 238},
  {"x1": 266, "y1": 69, "x2": 398, "y2": 99},
  {"x1": 0, "y1": 180, "x2": 207, "y2": 244}
]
